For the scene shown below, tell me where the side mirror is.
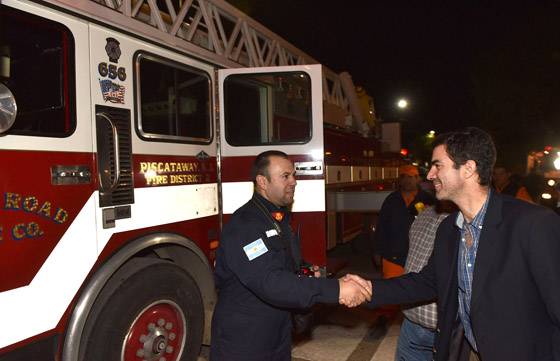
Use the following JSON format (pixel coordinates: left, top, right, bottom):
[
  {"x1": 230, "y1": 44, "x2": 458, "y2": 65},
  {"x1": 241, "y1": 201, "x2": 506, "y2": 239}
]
[{"x1": 0, "y1": 83, "x2": 17, "y2": 133}]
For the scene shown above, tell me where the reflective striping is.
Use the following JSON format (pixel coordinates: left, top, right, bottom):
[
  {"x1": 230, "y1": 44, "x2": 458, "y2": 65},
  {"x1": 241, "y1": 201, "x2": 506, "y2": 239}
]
[
  {"x1": 0, "y1": 183, "x2": 218, "y2": 349},
  {"x1": 222, "y1": 179, "x2": 325, "y2": 214},
  {"x1": 0, "y1": 195, "x2": 98, "y2": 349}
]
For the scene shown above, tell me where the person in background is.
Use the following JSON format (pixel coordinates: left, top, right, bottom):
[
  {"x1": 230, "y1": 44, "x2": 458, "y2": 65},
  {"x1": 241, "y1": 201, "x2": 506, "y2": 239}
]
[
  {"x1": 492, "y1": 163, "x2": 533, "y2": 203},
  {"x1": 375, "y1": 164, "x2": 435, "y2": 279},
  {"x1": 395, "y1": 200, "x2": 456, "y2": 361}
]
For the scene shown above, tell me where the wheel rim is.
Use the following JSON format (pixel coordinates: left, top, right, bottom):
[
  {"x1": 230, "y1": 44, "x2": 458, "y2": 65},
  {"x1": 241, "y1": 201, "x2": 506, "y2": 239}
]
[{"x1": 121, "y1": 300, "x2": 186, "y2": 361}]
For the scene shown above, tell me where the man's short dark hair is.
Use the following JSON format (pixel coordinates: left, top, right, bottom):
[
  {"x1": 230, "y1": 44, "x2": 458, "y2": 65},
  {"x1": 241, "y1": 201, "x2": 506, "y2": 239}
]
[
  {"x1": 251, "y1": 150, "x2": 290, "y2": 184},
  {"x1": 433, "y1": 127, "x2": 496, "y2": 186}
]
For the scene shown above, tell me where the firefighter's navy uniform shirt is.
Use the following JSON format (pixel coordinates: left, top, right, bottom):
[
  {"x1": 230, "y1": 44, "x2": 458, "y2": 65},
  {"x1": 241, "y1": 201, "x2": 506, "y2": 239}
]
[{"x1": 210, "y1": 193, "x2": 339, "y2": 361}]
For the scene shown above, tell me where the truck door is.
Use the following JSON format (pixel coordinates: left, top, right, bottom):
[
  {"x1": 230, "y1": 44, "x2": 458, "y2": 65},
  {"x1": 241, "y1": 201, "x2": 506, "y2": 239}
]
[{"x1": 218, "y1": 65, "x2": 327, "y2": 266}]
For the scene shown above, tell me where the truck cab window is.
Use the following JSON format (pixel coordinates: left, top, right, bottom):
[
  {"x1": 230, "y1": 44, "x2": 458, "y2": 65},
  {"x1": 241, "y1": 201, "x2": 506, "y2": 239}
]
[
  {"x1": 0, "y1": 5, "x2": 75, "y2": 137},
  {"x1": 224, "y1": 72, "x2": 312, "y2": 146},
  {"x1": 135, "y1": 53, "x2": 211, "y2": 143}
]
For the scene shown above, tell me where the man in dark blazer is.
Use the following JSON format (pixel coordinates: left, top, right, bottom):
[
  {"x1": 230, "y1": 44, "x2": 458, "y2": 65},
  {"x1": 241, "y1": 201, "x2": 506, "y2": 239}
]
[{"x1": 360, "y1": 127, "x2": 560, "y2": 361}]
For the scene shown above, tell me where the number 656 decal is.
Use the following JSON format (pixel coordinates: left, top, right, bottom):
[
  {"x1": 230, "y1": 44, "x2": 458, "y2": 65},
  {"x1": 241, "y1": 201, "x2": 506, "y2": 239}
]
[{"x1": 98, "y1": 62, "x2": 127, "y2": 81}]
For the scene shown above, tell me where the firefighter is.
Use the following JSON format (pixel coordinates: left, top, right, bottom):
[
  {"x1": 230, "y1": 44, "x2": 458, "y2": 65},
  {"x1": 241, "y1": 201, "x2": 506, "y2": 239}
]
[{"x1": 210, "y1": 150, "x2": 372, "y2": 361}]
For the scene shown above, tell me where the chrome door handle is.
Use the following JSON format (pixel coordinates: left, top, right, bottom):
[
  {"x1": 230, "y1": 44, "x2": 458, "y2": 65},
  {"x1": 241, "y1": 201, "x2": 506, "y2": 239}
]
[{"x1": 96, "y1": 112, "x2": 121, "y2": 191}]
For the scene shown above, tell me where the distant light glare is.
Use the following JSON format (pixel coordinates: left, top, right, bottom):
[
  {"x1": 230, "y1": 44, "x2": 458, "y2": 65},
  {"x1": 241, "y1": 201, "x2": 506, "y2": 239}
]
[
  {"x1": 554, "y1": 157, "x2": 560, "y2": 170},
  {"x1": 397, "y1": 99, "x2": 408, "y2": 109},
  {"x1": 548, "y1": 179, "x2": 556, "y2": 187},
  {"x1": 542, "y1": 193, "x2": 552, "y2": 200}
]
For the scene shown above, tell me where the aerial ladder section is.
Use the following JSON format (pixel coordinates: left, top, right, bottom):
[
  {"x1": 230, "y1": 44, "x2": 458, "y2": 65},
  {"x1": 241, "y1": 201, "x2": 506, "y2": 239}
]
[{"x1": 40, "y1": 0, "x2": 367, "y2": 131}]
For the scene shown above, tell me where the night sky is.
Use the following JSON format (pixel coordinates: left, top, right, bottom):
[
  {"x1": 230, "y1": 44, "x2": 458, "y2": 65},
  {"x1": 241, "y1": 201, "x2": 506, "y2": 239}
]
[{"x1": 226, "y1": 0, "x2": 560, "y2": 166}]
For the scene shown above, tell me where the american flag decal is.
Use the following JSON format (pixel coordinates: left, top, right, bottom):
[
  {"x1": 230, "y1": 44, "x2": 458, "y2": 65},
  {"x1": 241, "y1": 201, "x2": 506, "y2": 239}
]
[{"x1": 99, "y1": 79, "x2": 125, "y2": 104}]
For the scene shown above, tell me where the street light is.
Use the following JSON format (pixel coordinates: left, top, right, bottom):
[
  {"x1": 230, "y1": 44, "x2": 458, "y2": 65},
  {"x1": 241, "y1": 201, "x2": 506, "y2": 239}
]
[
  {"x1": 397, "y1": 98, "x2": 408, "y2": 109},
  {"x1": 554, "y1": 156, "x2": 560, "y2": 170}
]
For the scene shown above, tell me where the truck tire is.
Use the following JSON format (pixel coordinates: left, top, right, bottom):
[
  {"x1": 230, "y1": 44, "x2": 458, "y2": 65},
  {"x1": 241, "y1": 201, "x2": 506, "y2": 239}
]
[{"x1": 78, "y1": 257, "x2": 203, "y2": 361}]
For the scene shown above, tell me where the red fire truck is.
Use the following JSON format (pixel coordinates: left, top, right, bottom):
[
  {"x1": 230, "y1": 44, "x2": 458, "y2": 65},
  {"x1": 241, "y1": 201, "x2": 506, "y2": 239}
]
[{"x1": 0, "y1": 0, "x2": 399, "y2": 360}]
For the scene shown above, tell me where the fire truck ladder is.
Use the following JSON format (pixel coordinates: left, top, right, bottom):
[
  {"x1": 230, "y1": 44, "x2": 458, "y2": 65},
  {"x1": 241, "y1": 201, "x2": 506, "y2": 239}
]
[{"x1": 41, "y1": 0, "x2": 355, "y2": 124}]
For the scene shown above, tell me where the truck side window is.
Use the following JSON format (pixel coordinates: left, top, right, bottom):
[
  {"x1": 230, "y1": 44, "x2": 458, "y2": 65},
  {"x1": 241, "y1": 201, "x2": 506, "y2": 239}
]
[
  {"x1": 224, "y1": 72, "x2": 312, "y2": 146},
  {"x1": 135, "y1": 53, "x2": 211, "y2": 143},
  {"x1": 0, "y1": 5, "x2": 76, "y2": 137}
]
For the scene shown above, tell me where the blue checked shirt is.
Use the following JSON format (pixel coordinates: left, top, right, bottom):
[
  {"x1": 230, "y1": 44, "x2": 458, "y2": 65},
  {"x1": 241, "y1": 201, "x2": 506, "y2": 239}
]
[{"x1": 455, "y1": 190, "x2": 491, "y2": 352}]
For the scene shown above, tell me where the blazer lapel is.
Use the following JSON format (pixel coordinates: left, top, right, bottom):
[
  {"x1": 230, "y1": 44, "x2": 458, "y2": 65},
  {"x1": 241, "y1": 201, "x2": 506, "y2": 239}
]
[
  {"x1": 470, "y1": 193, "x2": 503, "y2": 312},
  {"x1": 441, "y1": 218, "x2": 461, "y2": 310}
]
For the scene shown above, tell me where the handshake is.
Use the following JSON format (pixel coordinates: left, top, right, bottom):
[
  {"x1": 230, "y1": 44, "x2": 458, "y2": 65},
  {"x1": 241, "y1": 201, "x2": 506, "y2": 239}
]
[{"x1": 338, "y1": 274, "x2": 372, "y2": 308}]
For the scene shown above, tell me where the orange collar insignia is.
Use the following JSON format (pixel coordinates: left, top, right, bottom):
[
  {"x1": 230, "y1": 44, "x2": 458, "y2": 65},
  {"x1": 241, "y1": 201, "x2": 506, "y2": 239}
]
[{"x1": 271, "y1": 211, "x2": 284, "y2": 222}]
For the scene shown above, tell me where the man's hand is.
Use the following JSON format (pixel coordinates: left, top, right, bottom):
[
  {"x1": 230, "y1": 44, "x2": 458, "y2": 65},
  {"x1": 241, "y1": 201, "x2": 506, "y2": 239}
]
[
  {"x1": 338, "y1": 274, "x2": 372, "y2": 307},
  {"x1": 343, "y1": 274, "x2": 372, "y2": 293}
]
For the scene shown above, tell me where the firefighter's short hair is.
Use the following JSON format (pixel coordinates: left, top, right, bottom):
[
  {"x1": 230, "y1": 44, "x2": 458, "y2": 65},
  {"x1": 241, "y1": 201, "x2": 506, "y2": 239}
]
[{"x1": 252, "y1": 150, "x2": 290, "y2": 183}]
